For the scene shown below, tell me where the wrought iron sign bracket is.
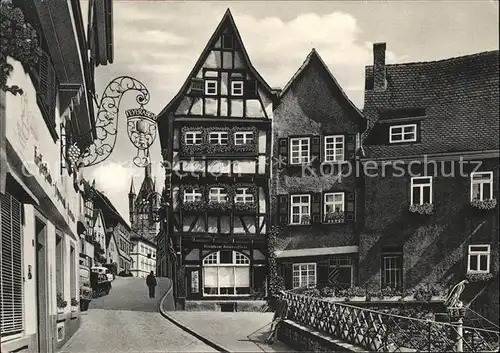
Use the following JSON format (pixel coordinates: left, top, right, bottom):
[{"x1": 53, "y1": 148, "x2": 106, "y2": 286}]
[{"x1": 65, "y1": 76, "x2": 157, "y2": 168}]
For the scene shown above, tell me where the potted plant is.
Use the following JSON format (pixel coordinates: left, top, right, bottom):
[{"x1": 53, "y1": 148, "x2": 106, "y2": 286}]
[
  {"x1": 465, "y1": 272, "x2": 494, "y2": 282},
  {"x1": 324, "y1": 211, "x2": 345, "y2": 224},
  {"x1": 71, "y1": 298, "x2": 79, "y2": 312},
  {"x1": 57, "y1": 292, "x2": 67, "y2": 313},
  {"x1": 300, "y1": 215, "x2": 311, "y2": 225},
  {"x1": 470, "y1": 198, "x2": 497, "y2": 211},
  {"x1": 409, "y1": 203, "x2": 434, "y2": 215}
]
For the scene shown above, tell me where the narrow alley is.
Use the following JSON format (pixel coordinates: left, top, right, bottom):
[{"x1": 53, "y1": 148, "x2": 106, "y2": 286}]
[{"x1": 59, "y1": 277, "x2": 216, "y2": 353}]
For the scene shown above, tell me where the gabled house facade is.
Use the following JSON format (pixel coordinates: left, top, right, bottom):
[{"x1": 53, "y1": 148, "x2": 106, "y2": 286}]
[
  {"x1": 271, "y1": 49, "x2": 364, "y2": 291},
  {"x1": 92, "y1": 209, "x2": 108, "y2": 266},
  {"x1": 157, "y1": 9, "x2": 278, "y2": 304},
  {"x1": 94, "y1": 190, "x2": 133, "y2": 275},
  {"x1": 360, "y1": 44, "x2": 499, "y2": 323},
  {"x1": 130, "y1": 234, "x2": 157, "y2": 278},
  {"x1": 105, "y1": 228, "x2": 119, "y2": 273}
]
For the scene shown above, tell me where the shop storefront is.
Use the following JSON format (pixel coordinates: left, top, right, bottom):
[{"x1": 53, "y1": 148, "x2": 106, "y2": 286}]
[{"x1": 182, "y1": 241, "x2": 268, "y2": 300}]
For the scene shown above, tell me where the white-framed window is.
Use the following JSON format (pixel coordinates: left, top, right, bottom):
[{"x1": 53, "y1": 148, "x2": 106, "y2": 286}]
[
  {"x1": 324, "y1": 135, "x2": 344, "y2": 162},
  {"x1": 235, "y1": 188, "x2": 254, "y2": 204},
  {"x1": 468, "y1": 245, "x2": 490, "y2": 273},
  {"x1": 231, "y1": 81, "x2": 244, "y2": 96},
  {"x1": 203, "y1": 251, "x2": 251, "y2": 296},
  {"x1": 381, "y1": 251, "x2": 404, "y2": 289},
  {"x1": 389, "y1": 124, "x2": 417, "y2": 143},
  {"x1": 290, "y1": 194, "x2": 310, "y2": 225},
  {"x1": 292, "y1": 263, "x2": 316, "y2": 289},
  {"x1": 324, "y1": 193, "x2": 344, "y2": 214},
  {"x1": 209, "y1": 132, "x2": 228, "y2": 145},
  {"x1": 185, "y1": 131, "x2": 202, "y2": 145},
  {"x1": 234, "y1": 132, "x2": 253, "y2": 145},
  {"x1": 470, "y1": 172, "x2": 493, "y2": 201},
  {"x1": 209, "y1": 187, "x2": 227, "y2": 203},
  {"x1": 410, "y1": 176, "x2": 432, "y2": 205},
  {"x1": 205, "y1": 80, "x2": 218, "y2": 95},
  {"x1": 290, "y1": 137, "x2": 310, "y2": 164},
  {"x1": 184, "y1": 188, "x2": 203, "y2": 203}
]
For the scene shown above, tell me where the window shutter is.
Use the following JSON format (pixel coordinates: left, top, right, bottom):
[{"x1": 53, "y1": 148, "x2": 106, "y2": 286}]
[
  {"x1": 311, "y1": 193, "x2": 321, "y2": 223},
  {"x1": 244, "y1": 79, "x2": 258, "y2": 98},
  {"x1": 190, "y1": 78, "x2": 204, "y2": 96},
  {"x1": 277, "y1": 195, "x2": 289, "y2": 225},
  {"x1": 311, "y1": 136, "x2": 321, "y2": 163},
  {"x1": 0, "y1": 192, "x2": 23, "y2": 336},
  {"x1": 346, "y1": 134, "x2": 356, "y2": 160},
  {"x1": 283, "y1": 263, "x2": 293, "y2": 290},
  {"x1": 317, "y1": 260, "x2": 329, "y2": 287},
  {"x1": 345, "y1": 191, "x2": 355, "y2": 222},
  {"x1": 278, "y1": 138, "x2": 288, "y2": 165},
  {"x1": 38, "y1": 52, "x2": 57, "y2": 128}
]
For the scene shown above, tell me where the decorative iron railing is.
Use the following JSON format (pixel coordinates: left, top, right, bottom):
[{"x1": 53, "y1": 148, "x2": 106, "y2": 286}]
[{"x1": 281, "y1": 291, "x2": 500, "y2": 352}]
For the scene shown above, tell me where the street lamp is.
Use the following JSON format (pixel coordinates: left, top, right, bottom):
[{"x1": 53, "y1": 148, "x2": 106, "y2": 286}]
[{"x1": 66, "y1": 76, "x2": 157, "y2": 168}]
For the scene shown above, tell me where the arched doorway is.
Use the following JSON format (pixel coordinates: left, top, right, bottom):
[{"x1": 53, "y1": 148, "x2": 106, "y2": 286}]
[{"x1": 202, "y1": 250, "x2": 250, "y2": 296}]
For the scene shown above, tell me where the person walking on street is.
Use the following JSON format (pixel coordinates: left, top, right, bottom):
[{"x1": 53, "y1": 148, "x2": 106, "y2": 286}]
[{"x1": 146, "y1": 271, "x2": 157, "y2": 298}]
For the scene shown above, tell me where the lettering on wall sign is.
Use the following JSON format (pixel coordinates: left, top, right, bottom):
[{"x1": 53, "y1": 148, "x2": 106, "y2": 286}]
[
  {"x1": 203, "y1": 244, "x2": 247, "y2": 250},
  {"x1": 34, "y1": 146, "x2": 53, "y2": 185}
]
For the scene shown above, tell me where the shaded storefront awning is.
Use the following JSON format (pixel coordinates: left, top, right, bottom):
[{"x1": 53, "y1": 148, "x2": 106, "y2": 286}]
[
  {"x1": 275, "y1": 245, "x2": 358, "y2": 259},
  {"x1": 4, "y1": 164, "x2": 40, "y2": 205}
]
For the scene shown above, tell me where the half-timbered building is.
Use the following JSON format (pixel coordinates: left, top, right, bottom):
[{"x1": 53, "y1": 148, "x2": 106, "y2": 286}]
[{"x1": 157, "y1": 9, "x2": 279, "y2": 306}]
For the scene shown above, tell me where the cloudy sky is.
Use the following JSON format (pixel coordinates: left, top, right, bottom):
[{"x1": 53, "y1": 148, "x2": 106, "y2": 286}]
[{"x1": 83, "y1": 0, "x2": 498, "y2": 223}]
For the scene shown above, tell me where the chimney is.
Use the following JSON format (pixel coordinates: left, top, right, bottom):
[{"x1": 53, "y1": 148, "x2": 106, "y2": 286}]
[{"x1": 373, "y1": 42, "x2": 386, "y2": 91}]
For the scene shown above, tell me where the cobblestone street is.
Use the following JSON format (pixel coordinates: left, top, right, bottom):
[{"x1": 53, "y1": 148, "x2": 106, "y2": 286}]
[{"x1": 60, "y1": 277, "x2": 216, "y2": 353}]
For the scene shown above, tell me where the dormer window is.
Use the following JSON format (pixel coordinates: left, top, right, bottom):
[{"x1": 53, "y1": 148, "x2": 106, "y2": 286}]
[
  {"x1": 389, "y1": 124, "x2": 417, "y2": 143},
  {"x1": 231, "y1": 81, "x2": 244, "y2": 96},
  {"x1": 205, "y1": 80, "x2": 218, "y2": 95}
]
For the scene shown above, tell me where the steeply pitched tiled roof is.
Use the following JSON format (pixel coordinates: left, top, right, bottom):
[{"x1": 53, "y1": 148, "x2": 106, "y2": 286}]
[
  {"x1": 280, "y1": 48, "x2": 364, "y2": 124},
  {"x1": 157, "y1": 9, "x2": 278, "y2": 119},
  {"x1": 363, "y1": 50, "x2": 499, "y2": 158},
  {"x1": 94, "y1": 189, "x2": 131, "y2": 231}
]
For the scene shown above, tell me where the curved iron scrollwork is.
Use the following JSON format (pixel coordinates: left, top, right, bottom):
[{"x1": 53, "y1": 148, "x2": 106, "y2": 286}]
[{"x1": 77, "y1": 76, "x2": 157, "y2": 168}]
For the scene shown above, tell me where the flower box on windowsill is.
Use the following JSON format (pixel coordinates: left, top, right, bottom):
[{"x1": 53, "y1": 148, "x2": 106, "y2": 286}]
[
  {"x1": 470, "y1": 198, "x2": 497, "y2": 211},
  {"x1": 326, "y1": 296, "x2": 346, "y2": 302},
  {"x1": 373, "y1": 296, "x2": 401, "y2": 302},
  {"x1": 409, "y1": 203, "x2": 434, "y2": 215},
  {"x1": 324, "y1": 211, "x2": 345, "y2": 224},
  {"x1": 57, "y1": 307, "x2": 65, "y2": 314},
  {"x1": 348, "y1": 296, "x2": 367, "y2": 302},
  {"x1": 465, "y1": 272, "x2": 494, "y2": 282}
]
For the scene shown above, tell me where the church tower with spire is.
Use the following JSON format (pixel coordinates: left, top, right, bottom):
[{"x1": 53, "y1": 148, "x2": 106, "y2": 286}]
[
  {"x1": 129, "y1": 162, "x2": 159, "y2": 241},
  {"x1": 128, "y1": 178, "x2": 136, "y2": 227}
]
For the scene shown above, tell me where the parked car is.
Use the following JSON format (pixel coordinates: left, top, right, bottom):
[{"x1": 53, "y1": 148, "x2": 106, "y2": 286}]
[
  {"x1": 91, "y1": 266, "x2": 113, "y2": 297},
  {"x1": 92, "y1": 266, "x2": 114, "y2": 282},
  {"x1": 79, "y1": 265, "x2": 93, "y2": 311}
]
